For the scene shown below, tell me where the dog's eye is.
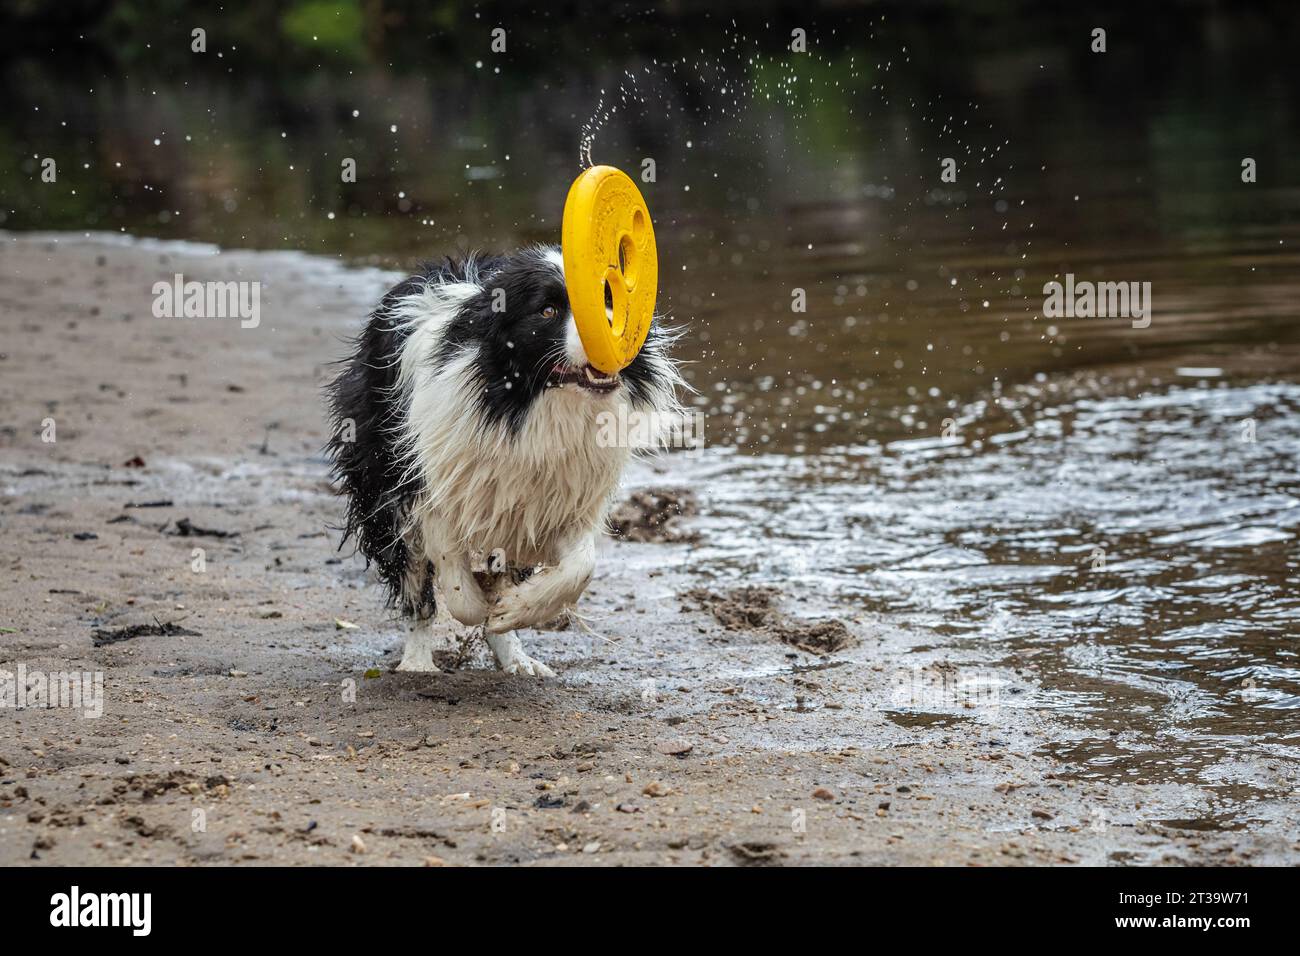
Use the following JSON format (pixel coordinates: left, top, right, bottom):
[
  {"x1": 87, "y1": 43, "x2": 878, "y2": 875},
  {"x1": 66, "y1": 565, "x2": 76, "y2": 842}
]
[{"x1": 541, "y1": 305, "x2": 558, "y2": 319}]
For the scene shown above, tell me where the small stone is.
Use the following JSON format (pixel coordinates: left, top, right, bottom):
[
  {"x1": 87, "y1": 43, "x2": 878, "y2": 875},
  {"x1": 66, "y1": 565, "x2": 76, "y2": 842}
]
[
  {"x1": 350, "y1": 834, "x2": 367, "y2": 854},
  {"x1": 642, "y1": 781, "x2": 672, "y2": 798},
  {"x1": 812, "y1": 786, "x2": 834, "y2": 801},
  {"x1": 655, "y1": 739, "x2": 693, "y2": 756}
]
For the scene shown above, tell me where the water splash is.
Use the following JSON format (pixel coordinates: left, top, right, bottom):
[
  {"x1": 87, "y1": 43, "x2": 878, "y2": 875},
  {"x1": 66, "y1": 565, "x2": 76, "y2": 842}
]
[
  {"x1": 575, "y1": 17, "x2": 1034, "y2": 330},
  {"x1": 578, "y1": 19, "x2": 845, "y2": 168}
]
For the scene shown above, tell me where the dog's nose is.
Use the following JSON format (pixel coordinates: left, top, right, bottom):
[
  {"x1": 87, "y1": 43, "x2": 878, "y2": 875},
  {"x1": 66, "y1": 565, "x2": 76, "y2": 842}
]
[{"x1": 564, "y1": 310, "x2": 591, "y2": 368}]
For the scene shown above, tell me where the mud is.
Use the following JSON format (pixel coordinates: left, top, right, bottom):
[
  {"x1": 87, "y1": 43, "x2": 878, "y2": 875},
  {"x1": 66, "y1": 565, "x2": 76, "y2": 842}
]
[
  {"x1": 1, "y1": 234, "x2": 1296, "y2": 866},
  {"x1": 683, "y1": 587, "x2": 852, "y2": 655},
  {"x1": 90, "y1": 621, "x2": 201, "y2": 648},
  {"x1": 608, "y1": 488, "x2": 699, "y2": 544}
]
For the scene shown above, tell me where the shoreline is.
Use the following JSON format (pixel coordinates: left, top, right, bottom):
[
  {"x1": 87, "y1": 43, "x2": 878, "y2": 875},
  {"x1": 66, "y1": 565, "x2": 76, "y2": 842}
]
[{"x1": 1, "y1": 232, "x2": 1295, "y2": 866}]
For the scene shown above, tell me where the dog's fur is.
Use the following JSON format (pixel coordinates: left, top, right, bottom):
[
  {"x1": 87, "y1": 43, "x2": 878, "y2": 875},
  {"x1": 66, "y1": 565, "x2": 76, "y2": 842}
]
[{"x1": 326, "y1": 245, "x2": 682, "y2": 675}]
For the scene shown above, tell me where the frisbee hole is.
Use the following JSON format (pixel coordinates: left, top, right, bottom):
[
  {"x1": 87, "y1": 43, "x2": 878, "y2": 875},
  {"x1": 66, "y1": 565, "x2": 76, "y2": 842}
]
[
  {"x1": 617, "y1": 232, "x2": 638, "y2": 288},
  {"x1": 603, "y1": 269, "x2": 628, "y2": 337}
]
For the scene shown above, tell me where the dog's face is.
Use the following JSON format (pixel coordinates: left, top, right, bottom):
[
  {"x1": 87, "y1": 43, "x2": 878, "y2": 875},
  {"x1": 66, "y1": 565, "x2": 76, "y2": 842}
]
[{"x1": 440, "y1": 248, "x2": 663, "y2": 430}]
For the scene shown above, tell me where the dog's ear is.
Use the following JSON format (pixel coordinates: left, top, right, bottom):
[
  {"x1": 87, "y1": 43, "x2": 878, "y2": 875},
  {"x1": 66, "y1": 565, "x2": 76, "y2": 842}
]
[{"x1": 325, "y1": 277, "x2": 432, "y2": 617}]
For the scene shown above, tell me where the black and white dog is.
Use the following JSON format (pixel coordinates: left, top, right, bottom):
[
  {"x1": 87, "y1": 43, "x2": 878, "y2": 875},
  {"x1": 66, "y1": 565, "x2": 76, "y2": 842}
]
[{"x1": 326, "y1": 246, "x2": 681, "y2": 676}]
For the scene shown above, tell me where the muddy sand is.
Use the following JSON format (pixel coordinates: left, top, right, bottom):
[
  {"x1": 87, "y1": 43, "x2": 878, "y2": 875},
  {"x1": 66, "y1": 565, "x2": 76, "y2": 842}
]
[{"x1": 1, "y1": 232, "x2": 1295, "y2": 866}]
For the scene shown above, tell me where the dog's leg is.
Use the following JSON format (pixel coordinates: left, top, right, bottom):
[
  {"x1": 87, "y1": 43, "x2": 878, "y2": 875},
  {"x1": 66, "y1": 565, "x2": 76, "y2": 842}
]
[
  {"x1": 437, "y1": 555, "x2": 491, "y2": 626},
  {"x1": 484, "y1": 631, "x2": 556, "y2": 678},
  {"x1": 486, "y1": 533, "x2": 596, "y2": 637},
  {"x1": 481, "y1": 533, "x2": 596, "y2": 678},
  {"x1": 396, "y1": 619, "x2": 441, "y2": 673},
  {"x1": 424, "y1": 520, "x2": 491, "y2": 627}
]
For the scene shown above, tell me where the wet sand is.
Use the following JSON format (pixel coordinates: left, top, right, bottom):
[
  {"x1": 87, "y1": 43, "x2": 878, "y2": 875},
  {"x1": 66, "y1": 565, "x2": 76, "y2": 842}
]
[{"x1": 1, "y1": 232, "x2": 1295, "y2": 866}]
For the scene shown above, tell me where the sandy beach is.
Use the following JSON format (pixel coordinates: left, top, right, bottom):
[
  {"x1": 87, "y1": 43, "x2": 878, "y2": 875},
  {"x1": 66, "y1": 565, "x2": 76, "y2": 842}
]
[{"x1": 1, "y1": 232, "x2": 1296, "y2": 867}]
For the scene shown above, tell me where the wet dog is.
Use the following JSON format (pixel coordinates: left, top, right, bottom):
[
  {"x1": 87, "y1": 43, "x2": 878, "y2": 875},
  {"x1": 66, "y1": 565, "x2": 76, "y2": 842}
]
[{"x1": 326, "y1": 246, "x2": 681, "y2": 675}]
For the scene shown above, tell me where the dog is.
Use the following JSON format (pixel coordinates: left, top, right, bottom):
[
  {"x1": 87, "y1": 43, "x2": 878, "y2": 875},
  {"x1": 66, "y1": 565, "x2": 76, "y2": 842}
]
[{"x1": 326, "y1": 245, "x2": 682, "y2": 676}]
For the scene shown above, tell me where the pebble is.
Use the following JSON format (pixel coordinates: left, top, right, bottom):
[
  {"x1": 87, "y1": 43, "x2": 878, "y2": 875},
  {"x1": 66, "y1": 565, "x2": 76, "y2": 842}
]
[
  {"x1": 812, "y1": 786, "x2": 835, "y2": 800},
  {"x1": 655, "y1": 739, "x2": 694, "y2": 756}
]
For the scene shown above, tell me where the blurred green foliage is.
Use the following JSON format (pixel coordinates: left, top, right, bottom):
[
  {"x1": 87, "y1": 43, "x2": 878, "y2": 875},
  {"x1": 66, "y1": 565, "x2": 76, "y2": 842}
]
[{"x1": 281, "y1": 0, "x2": 367, "y2": 62}]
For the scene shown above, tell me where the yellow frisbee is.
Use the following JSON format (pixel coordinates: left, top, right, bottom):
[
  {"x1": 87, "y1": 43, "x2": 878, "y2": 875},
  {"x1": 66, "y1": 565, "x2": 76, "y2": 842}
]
[{"x1": 561, "y1": 165, "x2": 657, "y2": 374}]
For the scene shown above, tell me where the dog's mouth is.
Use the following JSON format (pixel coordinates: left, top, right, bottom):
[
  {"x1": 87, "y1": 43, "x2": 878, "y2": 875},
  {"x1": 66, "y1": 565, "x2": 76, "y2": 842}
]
[{"x1": 546, "y1": 363, "x2": 620, "y2": 394}]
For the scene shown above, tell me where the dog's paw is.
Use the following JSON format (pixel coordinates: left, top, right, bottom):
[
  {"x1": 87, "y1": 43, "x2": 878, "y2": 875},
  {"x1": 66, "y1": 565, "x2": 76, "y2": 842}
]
[
  {"x1": 397, "y1": 627, "x2": 442, "y2": 672},
  {"x1": 485, "y1": 632, "x2": 556, "y2": 678},
  {"x1": 485, "y1": 578, "x2": 573, "y2": 635},
  {"x1": 486, "y1": 598, "x2": 547, "y2": 635},
  {"x1": 500, "y1": 651, "x2": 556, "y2": 679},
  {"x1": 485, "y1": 605, "x2": 522, "y2": 635}
]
